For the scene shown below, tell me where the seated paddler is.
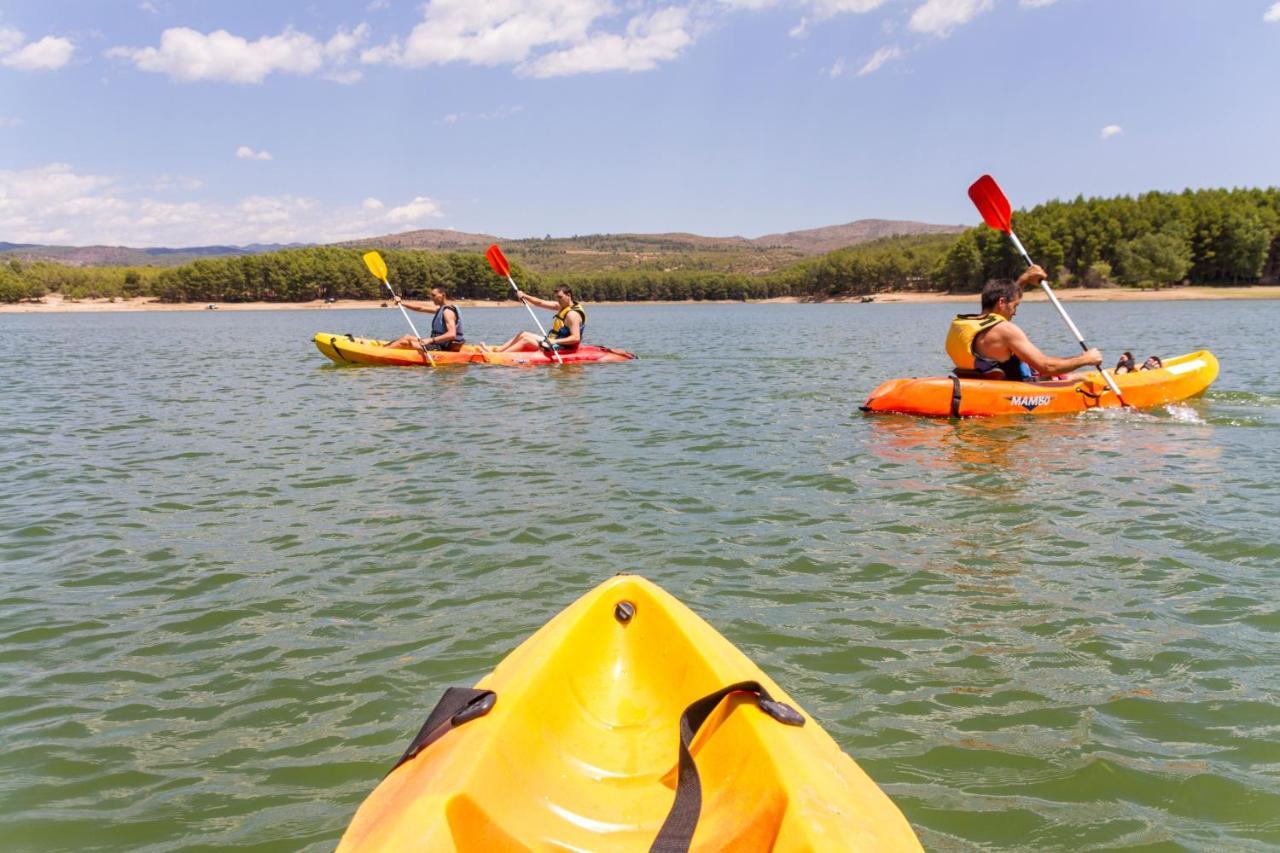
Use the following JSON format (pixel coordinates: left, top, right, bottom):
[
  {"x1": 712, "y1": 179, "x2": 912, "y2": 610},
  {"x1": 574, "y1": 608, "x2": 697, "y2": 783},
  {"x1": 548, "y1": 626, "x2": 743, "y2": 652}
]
[
  {"x1": 386, "y1": 284, "x2": 464, "y2": 351},
  {"x1": 488, "y1": 285, "x2": 585, "y2": 354},
  {"x1": 945, "y1": 266, "x2": 1102, "y2": 381}
]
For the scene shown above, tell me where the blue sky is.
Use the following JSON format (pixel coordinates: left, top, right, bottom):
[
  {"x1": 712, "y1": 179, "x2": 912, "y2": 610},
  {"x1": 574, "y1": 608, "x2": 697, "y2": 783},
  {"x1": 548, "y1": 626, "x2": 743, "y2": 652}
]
[{"x1": 2, "y1": 0, "x2": 1278, "y2": 247}]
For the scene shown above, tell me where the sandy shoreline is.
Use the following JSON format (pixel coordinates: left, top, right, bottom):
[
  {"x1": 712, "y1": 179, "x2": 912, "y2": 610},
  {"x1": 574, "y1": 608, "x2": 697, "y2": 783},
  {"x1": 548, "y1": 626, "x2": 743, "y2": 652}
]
[{"x1": 2, "y1": 286, "x2": 1278, "y2": 313}]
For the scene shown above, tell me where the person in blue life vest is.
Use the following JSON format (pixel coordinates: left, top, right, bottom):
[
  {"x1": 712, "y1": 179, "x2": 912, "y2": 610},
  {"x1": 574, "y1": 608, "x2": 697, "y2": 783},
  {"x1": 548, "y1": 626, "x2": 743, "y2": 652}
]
[
  {"x1": 945, "y1": 265, "x2": 1103, "y2": 381},
  {"x1": 486, "y1": 285, "x2": 585, "y2": 353},
  {"x1": 385, "y1": 284, "x2": 465, "y2": 351}
]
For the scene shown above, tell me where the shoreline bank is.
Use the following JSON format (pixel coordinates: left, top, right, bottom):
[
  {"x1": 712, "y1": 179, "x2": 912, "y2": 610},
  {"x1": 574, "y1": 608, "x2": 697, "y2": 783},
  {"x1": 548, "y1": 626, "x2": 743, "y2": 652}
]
[{"x1": 3, "y1": 286, "x2": 1279, "y2": 313}]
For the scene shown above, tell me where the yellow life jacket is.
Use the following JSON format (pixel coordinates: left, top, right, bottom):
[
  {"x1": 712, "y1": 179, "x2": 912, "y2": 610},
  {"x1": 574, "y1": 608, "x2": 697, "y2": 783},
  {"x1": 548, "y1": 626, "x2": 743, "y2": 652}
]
[
  {"x1": 549, "y1": 303, "x2": 586, "y2": 339},
  {"x1": 945, "y1": 313, "x2": 1005, "y2": 370}
]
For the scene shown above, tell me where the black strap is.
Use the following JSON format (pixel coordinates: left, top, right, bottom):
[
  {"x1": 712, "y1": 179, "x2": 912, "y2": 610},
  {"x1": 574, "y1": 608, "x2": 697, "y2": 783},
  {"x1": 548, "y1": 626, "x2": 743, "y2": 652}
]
[
  {"x1": 950, "y1": 375, "x2": 962, "y2": 418},
  {"x1": 650, "y1": 681, "x2": 805, "y2": 853},
  {"x1": 387, "y1": 687, "x2": 496, "y2": 776}
]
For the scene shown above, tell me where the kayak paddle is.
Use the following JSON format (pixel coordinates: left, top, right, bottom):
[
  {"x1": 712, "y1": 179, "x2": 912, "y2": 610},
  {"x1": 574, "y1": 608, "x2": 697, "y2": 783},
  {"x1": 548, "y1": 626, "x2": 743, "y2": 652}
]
[
  {"x1": 362, "y1": 250, "x2": 435, "y2": 367},
  {"x1": 485, "y1": 244, "x2": 564, "y2": 365},
  {"x1": 967, "y1": 175, "x2": 1127, "y2": 407}
]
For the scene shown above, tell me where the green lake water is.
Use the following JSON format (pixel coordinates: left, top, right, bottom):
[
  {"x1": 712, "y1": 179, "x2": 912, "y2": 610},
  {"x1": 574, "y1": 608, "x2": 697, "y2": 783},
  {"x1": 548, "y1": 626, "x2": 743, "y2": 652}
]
[{"x1": 2, "y1": 301, "x2": 1278, "y2": 851}]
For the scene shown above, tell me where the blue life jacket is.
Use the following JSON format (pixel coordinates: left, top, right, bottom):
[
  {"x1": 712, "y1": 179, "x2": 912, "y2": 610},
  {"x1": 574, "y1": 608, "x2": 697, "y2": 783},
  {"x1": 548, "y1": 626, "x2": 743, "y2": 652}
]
[{"x1": 431, "y1": 305, "x2": 463, "y2": 344}]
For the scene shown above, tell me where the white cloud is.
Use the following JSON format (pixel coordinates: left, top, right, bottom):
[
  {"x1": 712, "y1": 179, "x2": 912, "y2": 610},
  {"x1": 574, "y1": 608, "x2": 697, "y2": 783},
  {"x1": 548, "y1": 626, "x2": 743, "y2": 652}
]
[
  {"x1": 810, "y1": 0, "x2": 888, "y2": 15},
  {"x1": 368, "y1": 0, "x2": 391, "y2": 10},
  {"x1": 521, "y1": 8, "x2": 693, "y2": 77},
  {"x1": 325, "y1": 68, "x2": 364, "y2": 84},
  {"x1": 1100, "y1": 124, "x2": 1122, "y2": 140},
  {"x1": 0, "y1": 162, "x2": 447, "y2": 246},
  {"x1": 108, "y1": 24, "x2": 368, "y2": 84},
  {"x1": 908, "y1": 0, "x2": 994, "y2": 36},
  {"x1": 385, "y1": 196, "x2": 443, "y2": 224},
  {"x1": 151, "y1": 174, "x2": 205, "y2": 191},
  {"x1": 0, "y1": 116, "x2": 22, "y2": 128},
  {"x1": 0, "y1": 27, "x2": 24, "y2": 55},
  {"x1": 1, "y1": 34, "x2": 75, "y2": 70},
  {"x1": 857, "y1": 44, "x2": 901, "y2": 75},
  {"x1": 362, "y1": 1, "x2": 693, "y2": 76},
  {"x1": 828, "y1": 57, "x2": 845, "y2": 77},
  {"x1": 364, "y1": 0, "x2": 605, "y2": 67},
  {"x1": 1266, "y1": 2, "x2": 1280, "y2": 23},
  {"x1": 236, "y1": 145, "x2": 273, "y2": 161},
  {"x1": 723, "y1": 0, "x2": 886, "y2": 38},
  {"x1": 720, "y1": 0, "x2": 886, "y2": 13},
  {"x1": 440, "y1": 105, "x2": 523, "y2": 124},
  {"x1": 1019, "y1": 0, "x2": 1057, "y2": 6},
  {"x1": 139, "y1": 1, "x2": 160, "y2": 13}
]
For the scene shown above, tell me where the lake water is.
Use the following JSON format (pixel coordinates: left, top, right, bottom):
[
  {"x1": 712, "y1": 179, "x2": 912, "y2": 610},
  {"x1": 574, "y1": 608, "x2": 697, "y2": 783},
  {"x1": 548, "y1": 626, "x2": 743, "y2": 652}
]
[{"x1": 2, "y1": 300, "x2": 1278, "y2": 851}]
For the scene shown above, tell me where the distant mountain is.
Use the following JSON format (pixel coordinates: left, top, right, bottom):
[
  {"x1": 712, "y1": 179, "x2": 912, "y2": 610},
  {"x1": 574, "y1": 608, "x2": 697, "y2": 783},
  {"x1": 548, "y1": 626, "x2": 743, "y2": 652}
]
[
  {"x1": 0, "y1": 219, "x2": 965, "y2": 272},
  {"x1": 337, "y1": 229, "x2": 499, "y2": 250},
  {"x1": 343, "y1": 219, "x2": 964, "y2": 256},
  {"x1": 0, "y1": 241, "x2": 307, "y2": 268},
  {"x1": 751, "y1": 219, "x2": 966, "y2": 254}
]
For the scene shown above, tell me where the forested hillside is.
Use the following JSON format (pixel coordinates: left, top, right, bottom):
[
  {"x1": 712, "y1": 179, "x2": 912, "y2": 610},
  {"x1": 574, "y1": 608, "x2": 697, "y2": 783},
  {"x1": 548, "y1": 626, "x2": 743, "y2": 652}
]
[{"x1": 3, "y1": 188, "x2": 1277, "y2": 303}]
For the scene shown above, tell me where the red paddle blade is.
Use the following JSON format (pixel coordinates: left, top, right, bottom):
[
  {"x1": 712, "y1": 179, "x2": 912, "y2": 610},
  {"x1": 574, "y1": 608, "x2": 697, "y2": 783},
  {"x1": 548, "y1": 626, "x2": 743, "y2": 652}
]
[
  {"x1": 485, "y1": 244, "x2": 511, "y2": 278},
  {"x1": 968, "y1": 174, "x2": 1012, "y2": 233}
]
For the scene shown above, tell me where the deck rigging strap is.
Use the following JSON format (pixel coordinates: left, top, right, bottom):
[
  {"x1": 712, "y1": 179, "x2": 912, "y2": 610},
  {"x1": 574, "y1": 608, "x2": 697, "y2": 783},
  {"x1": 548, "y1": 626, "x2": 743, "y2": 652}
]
[
  {"x1": 650, "y1": 681, "x2": 806, "y2": 853},
  {"x1": 387, "y1": 687, "x2": 496, "y2": 777}
]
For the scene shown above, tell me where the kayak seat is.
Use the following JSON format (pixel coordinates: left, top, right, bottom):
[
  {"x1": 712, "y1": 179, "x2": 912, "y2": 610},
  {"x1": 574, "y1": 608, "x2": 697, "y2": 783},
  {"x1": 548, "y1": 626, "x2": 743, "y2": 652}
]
[{"x1": 951, "y1": 367, "x2": 1006, "y2": 380}]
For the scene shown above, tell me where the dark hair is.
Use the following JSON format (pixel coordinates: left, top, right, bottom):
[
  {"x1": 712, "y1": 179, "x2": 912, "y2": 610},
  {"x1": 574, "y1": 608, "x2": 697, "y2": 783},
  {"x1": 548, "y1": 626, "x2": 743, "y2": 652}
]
[
  {"x1": 980, "y1": 279, "x2": 1022, "y2": 313},
  {"x1": 430, "y1": 284, "x2": 448, "y2": 297},
  {"x1": 554, "y1": 285, "x2": 574, "y2": 300}
]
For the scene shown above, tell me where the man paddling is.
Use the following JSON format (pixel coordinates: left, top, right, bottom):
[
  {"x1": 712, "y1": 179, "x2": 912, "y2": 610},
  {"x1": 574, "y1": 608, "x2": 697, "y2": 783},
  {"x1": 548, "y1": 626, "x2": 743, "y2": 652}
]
[
  {"x1": 487, "y1": 285, "x2": 584, "y2": 354},
  {"x1": 385, "y1": 284, "x2": 465, "y2": 351},
  {"x1": 946, "y1": 265, "x2": 1102, "y2": 380}
]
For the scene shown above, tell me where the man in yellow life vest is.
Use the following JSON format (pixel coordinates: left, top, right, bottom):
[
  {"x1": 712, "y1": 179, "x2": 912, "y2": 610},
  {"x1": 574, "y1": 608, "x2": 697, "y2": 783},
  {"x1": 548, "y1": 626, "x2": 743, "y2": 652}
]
[
  {"x1": 488, "y1": 285, "x2": 585, "y2": 353},
  {"x1": 945, "y1": 265, "x2": 1102, "y2": 380}
]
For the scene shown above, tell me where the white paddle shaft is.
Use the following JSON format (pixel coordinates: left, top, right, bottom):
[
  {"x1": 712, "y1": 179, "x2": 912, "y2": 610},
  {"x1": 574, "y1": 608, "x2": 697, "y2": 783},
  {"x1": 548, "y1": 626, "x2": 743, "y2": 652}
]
[
  {"x1": 381, "y1": 278, "x2": 435, "y2": 367},
  {"x1": 506, "y1": 273, "x2": 564, "y2": 365},
  {"x1": 1007, "y1": 232, "x2": 1127, "y2": 405}
]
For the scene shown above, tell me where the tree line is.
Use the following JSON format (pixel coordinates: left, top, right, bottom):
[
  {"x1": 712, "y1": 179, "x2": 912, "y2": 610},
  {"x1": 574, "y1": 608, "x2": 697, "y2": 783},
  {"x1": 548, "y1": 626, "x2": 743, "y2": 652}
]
[
  {"x1": 3, "y1": 187, "x2": 1277, "y2": 304},
  {"x1": 940, "y1": 187, "x2": 1280, "y2": 291}
]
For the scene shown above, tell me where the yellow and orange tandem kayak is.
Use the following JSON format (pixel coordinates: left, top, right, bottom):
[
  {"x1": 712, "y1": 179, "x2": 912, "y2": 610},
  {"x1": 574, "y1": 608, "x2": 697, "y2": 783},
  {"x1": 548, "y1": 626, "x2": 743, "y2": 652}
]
[
  {"x1": 314, "y1": 332, "x2": 637, "y2": 367},
  {"x1": 338, "y1": 575, "x2": 922, "y2": 852},
  {"x1": 862, "y1": 349, "x2": 1218, "y2": 418}
]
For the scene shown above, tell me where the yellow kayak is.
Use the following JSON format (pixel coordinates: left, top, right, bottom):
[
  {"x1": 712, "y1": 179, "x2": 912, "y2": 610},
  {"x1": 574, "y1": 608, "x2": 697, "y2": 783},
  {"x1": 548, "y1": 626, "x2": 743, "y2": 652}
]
[
  {"x1": 339, "y1": 575, "x2": 922, "y2": 851},
  {"x1": 314, "y1": 333, "x2": 636, "y2": 367}
]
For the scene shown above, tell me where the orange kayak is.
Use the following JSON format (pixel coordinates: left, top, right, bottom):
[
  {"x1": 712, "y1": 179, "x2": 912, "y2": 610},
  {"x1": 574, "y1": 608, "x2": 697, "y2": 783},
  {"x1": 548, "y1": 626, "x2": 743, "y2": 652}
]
[
  {"x1": 313, "y1": 332, "x2": 636, "y2": 367},
  {"x1": 862, "y1": 350, "x2": 1218, "y2": 417},
  {"x1": 338, "y1": 575, "x2": 922, "y2": 851}
]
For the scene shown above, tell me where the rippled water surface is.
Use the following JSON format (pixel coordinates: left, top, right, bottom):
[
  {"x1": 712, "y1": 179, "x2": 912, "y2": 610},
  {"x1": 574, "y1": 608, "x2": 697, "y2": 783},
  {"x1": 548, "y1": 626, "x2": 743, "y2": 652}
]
[{"x1": 2, "y1": 301, "x2": 1279, "y2": 851}]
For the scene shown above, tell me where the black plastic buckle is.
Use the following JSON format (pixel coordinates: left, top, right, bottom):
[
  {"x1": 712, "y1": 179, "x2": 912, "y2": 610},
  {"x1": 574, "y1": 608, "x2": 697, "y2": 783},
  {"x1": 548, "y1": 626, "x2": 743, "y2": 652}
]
[{"x1": 758, "y1": 698, "x2": 805, "y2": 727}]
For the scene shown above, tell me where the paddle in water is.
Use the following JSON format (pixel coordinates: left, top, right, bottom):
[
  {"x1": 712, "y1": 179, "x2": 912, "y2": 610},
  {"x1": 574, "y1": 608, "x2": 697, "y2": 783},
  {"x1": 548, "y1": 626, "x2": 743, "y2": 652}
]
[
  {"x1": 484, "y1": 244, "x2": 564, "y2": 365},
  {"x1": 361, "y1": 251, "x2": 435, "y2": 368},
  {"x1": 967, "y1": 175, "x2": 1128, "y2": 407}
]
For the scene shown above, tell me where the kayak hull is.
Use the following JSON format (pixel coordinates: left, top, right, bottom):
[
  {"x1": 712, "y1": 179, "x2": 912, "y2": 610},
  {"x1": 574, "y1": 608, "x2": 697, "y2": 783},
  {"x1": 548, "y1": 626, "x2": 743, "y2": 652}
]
[
  {"x1": 314, "y1": 333, "x2": 636, "y2": 367},
  {"x1": 338, "y1": 575, "x2": 922, "y2": 852},
  {"x1": 862, "y1": 349, "x2": 1218, "y2": 417}
]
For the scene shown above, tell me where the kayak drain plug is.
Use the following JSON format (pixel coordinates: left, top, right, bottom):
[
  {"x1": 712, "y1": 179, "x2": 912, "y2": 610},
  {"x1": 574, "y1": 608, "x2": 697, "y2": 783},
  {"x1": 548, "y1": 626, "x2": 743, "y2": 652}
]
[{"x1": 614, "y1": 601, "x2": 636, "y2": 624}]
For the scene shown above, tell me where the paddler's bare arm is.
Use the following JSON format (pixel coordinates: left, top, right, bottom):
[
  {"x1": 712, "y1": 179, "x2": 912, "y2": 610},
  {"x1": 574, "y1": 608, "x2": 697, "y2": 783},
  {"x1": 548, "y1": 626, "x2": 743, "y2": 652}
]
[
  {"x1": 996, "y1": 323, "x2": 1102, "y2": 376},
  {"x1": 514, "y1": 290, "x2": 558, "y2": 311},
  {"x1": 395, "y1": 297, "x2": 434, "y2": 313}
]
